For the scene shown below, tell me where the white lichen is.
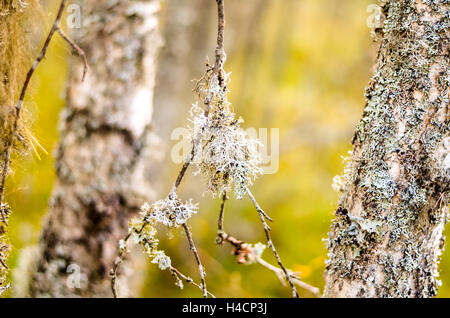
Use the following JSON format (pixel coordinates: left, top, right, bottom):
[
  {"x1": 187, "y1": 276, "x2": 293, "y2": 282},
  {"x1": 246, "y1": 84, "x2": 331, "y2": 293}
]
[
  {"x1": 189, "y1": 101, "x2": 263, "y2": 199},
  {"x1": 151, "y1": 194, "x2": 198, "y2": 228},
  {"x1": 125, "y1": 196, "x2": 198, "y2": 282},
  {"x1": 151, "y1": 250, "x2": 171, "y2": 270}
]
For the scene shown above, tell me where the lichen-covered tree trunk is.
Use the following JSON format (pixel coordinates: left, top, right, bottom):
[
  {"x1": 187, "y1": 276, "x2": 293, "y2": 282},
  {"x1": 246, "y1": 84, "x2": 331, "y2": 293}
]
[
  {"x1": 29, "y1": 0, "x2": 162, "y2": 297},
  {"x1": 324, "y1": 0, "x2": 449, "y2": 298}
]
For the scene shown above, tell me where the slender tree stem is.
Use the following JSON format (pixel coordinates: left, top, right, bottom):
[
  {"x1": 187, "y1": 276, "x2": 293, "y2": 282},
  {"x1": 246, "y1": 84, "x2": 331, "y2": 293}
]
[
  {"x1": 245, "y1": 186, "x2": 299, "y2": 298},
  {"x1": 256, "y1": 258, "x2": 321, "y2": 298},
  {"x1": 169, "y1": 266, "x2": 215, "y2": 298},
  {"x1": 171, "y1": 0, "x2": 227, "y2": 193},
  {"x1": 57, "y1": 28, "x2": 89, "y2": 82},
  {"x1": 217, "y1": 192, "x2": 227, "y2": 232},
  {"x1": 110, "y1": 233, "x2": 132, "y2": 298},
  {"x1": 111, "y1": 223, "x2": 211, "y2": 298},
  {"x1": 0, "y1": 0, "x2": 87, "y2": 224},
  {"x1": 246, "y1": 187, "x2": 273, "y2": 222},
  {"x1": 0, "y1": 0, "x2": 67, "y2": 223},
  {"x1": 182, "y1": 223, "x2": 208, "y2": 298},
  {"x1": 0, "y1": 258, "x2": 7, "y2": 270}
]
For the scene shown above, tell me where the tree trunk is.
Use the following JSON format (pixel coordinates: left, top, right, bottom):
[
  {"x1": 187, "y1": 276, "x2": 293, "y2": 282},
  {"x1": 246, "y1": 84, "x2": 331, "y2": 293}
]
[
  {"x1": 29, "y1": 0, "x2": 162, "y2": 297},
  {"x1": 324, "y1": 0, "x2": 449, "y2": 298}
]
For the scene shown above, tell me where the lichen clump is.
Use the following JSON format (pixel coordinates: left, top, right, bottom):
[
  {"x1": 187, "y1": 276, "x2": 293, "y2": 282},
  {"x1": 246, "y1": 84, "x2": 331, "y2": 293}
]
[
  {"x1": 190, "y1": 71, "x2": 263, "y2": 199},
  {"x1": 147, "y1": 194, "x2": 198, "y2": 228},
  {"x1": 125, "y1": 195, "x2": 198, "y2": 271}
]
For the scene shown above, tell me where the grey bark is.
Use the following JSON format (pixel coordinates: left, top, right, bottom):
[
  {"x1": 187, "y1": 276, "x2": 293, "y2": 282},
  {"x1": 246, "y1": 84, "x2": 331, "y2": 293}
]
[
  {"x1": 324, "y1": 0, "x2": 449, "y2": 297},
  {"x1": 28, "y1": 0, "x2": 162, "y2": 297}
]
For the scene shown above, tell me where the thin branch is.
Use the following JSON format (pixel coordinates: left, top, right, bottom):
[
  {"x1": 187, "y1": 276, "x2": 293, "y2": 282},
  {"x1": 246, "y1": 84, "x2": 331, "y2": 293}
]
[
  {"x1": 217, "y1": 192, "x2": 227, "y2": 233},
  {"x1": 0, "y1": 204, "x2": 8, "y2": 230},
  {"x1": 246, "y1": 186, "x2": 273, "y2": 222},
  {"x1": 205, "y1": 0, "x2": 226, "y2": 116},
  {"x1": 111, "y1": 223, "x2": 144, "y2": 298},
  {"x1": 182, "y1": 223, "x2": 208, "y2": 298},
  {"x1": 216, "y1": 194, "x2": 318, "y2": 297},
  {"x1": 0, "y1": 0, "x2": 87, "y2": 224},
  {"x1": 57, "y1": 28, "x2": 89, "y2": 82},
  {"x1": 0, "y1": 257, "x2": 8, "y2": 270},
  {"x1": 170, "y1": 0, "x2": 226, "y2": 193},
  {"x1": 245, "y1": 186, "x2": 299, "y2": 298},
  {"x1": 217, "y1": 227, "x2": 320, "y2": 297},
  {"x1": 111, "y1": 222, "x2": 212, "y2": 298},
  {"x1": 110, "y1": 236, "x2": 130, "y2": 298},
  {"x1": 256, "y1": 258, "x2": 321, "y2": 298},
  {"x1": 163, "y1": 1, "x2": 226, "y2": 296},
  {"x1": 171, "y1": 145, "x2": 196, "y2": 194},
  {"x1": 169, "y1": 266, "x2": 216, "y2": 298}
]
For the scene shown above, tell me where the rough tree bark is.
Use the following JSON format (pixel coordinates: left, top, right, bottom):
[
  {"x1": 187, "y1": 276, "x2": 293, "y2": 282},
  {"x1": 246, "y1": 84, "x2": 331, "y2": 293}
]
[
  {"x1": 28, "y1": 0, "x2": 162, "y2": 297},
  {"x1": 324, "y1": 0, "x2": 449, "y2": 297}
]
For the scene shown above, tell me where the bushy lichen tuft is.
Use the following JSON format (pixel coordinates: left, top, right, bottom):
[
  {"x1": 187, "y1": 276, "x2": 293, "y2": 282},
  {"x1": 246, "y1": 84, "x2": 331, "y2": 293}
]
[
  {"x1": 190, "y1": 71, "x2": 263, "y2": 199},
  {"x1": 146, "y1": 194, "x2": 198, "y2": 228},
  {"x1": 124, "y1": 196, "x2": 198, "y2": 281}
]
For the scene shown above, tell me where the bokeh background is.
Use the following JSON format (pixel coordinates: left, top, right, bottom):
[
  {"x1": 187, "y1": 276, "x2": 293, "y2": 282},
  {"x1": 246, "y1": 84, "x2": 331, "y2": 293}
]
[{"x1": 4, "y1": 0, "x2": 450, "y2": 297}]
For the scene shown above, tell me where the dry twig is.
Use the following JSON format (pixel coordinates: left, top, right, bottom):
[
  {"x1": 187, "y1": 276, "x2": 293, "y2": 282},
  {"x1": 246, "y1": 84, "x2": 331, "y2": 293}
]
[{"x1": 0, "y1": 0, "x2": 87, "y2": 223}]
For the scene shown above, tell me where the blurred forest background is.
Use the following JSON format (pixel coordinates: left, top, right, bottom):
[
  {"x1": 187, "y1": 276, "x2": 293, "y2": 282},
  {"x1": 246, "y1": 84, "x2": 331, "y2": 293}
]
[{"x1": 4, "y1": 0, "x2": 450, "y2": 297}]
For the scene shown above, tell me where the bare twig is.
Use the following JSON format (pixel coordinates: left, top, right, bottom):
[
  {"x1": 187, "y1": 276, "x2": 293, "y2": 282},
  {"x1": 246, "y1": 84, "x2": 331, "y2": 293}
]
[
  {"x1": 170, "y1": 0, "x2": 227, "y2": 194},
  {"x1": 110, "y1": 233, "x2": 132, "y2": 298},
  {"x1": 0, "y1": 204, "x2": 8, "y2": 230},
  {"x1": 256, "y1": 258, "x2": 321, "y2": 298},
  {"x1": 182, "y1": 223, "x2": 208, "y2": 298},
  {"x1": 217, "y1": 226, "x2": 320, "y2": 297},
  {"x1": 217, "y1": 192, "x2": 227, "y2": 232},
  {"x1": 0, "y1": 0, "x2": 87, "y2": 223},
  {"x1": 245, "y1": 186, "x2": 299, "y2": 298},
  {"x1": 205, "y1": 0, "x2": 226, "y2": 116},
  {"x1": 57, "y1": 28, "x2": 89, "y2": 82},
  {"x1": 111, "y1": 221, "x2": 148, "y2": 298},
  {"x1": 216, "y1": 194, "x2": 318, "y2": 297},
  {"x1": 246, "y1": 186, "x2": 273, "y2": 222},
  {"x1": 0, "y1": 257, "x2": 8, "y2": 270},
  {"x1": 111, "y1": 229, "x2": 213, "y2": 298},
  {"x1": 169, "y1": 266, "x2": 216, "y2": 298}
]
